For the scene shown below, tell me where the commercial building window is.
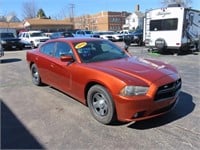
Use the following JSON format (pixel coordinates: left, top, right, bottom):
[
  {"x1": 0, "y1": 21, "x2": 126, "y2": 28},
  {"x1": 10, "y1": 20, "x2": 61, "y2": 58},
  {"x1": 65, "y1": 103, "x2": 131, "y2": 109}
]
[
  {"x1": 150, "y1": 18, "x2": 178, "y2": 31},
  {"x1": 110, "y1": 17, "x2": 121, "y2": 23}
]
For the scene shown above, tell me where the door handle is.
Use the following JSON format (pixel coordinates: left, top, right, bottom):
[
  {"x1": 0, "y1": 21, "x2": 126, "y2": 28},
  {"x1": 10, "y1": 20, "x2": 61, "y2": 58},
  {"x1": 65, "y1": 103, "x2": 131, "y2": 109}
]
[{"x1": 50, "y1": 64, "x2": 54, "y2": 68}]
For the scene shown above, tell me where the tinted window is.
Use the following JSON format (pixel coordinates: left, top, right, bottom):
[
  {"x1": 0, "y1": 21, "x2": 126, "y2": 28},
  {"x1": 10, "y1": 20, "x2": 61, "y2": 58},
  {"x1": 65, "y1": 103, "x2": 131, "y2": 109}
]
[
  {"x1": 40, "y1": 42, "x2": 55, "y2": 56},
  {"x1": 54, "y1": 42, "x2": 73, "y2": 58},
  {"x1": 73, "y1": 40, "x2": 128, "y2": 63},
  {"x1": 30, "y1": 32, "x2": 44, "y2": 37},
  {"x1": 0, "y1": 33, "x2": 15, "y2": 38},
  {"x1": 150, "y1": 18, "x2": 178, "y2": 31}
]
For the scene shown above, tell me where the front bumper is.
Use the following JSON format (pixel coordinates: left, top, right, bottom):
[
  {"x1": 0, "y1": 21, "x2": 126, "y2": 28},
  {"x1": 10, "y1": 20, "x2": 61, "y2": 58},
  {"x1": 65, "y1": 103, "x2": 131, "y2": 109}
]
[
  {"x1": 114, "y1": 76, "x2": 181, "y2": 122},
  {"x1": 115, "y1": 94, "x2": 179, "y2": 122}
]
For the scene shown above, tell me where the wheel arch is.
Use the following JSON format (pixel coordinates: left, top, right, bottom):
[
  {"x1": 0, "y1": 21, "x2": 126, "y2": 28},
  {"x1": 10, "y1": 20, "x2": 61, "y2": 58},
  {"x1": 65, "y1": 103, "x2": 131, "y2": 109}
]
[
  {"x1": 84, "y1": 81, "x2": 113, "y2": 106},
  {"x1": 29, "y1": 62, "x2": 34, "y2": 69}
]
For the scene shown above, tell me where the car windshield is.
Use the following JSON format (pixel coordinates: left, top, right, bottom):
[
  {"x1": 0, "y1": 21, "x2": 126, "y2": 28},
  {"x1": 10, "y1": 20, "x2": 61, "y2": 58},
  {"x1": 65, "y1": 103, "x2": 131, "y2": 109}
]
[
  {"x1": 0, "y1": 33, "x2": 15, "y2": 38},
  {"x1": 73, "y1": 40, "x2": 128, "y2": 63},
  {"x1": 85, "y1": 31, "x2": 93, "y2": 34},
  {"x1": 131, "y1": 29, "x2": 143, "y2": 34},
  {"x1": 30, "y1": 32, "x2": 44, "y2": 37}
]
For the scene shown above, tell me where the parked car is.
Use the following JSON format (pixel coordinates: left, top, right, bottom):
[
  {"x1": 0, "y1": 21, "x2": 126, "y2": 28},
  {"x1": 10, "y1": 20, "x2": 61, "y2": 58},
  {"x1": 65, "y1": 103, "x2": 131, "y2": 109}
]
[
  {"x1": 95, "y1": 31, "x2": 123, "y2": 41},
  {"x1": 0, "y1": 43, "x2": 4, "y2": 63},
  {"x1": 69, "y1": 29, "x2": 100, "y2": 38},
  {"x1": 26, "y1": 37, "x2": 181, "y2": 124},
  {"x1": 124, "y1": 29, "x2": 144, "y2": 46},
  {"x1": 0, "y1": 32, "x2": 24, "y2": 50},
  {"x1": 50, "y1": 31, "x2": 74, "y2": 39},
  {"x1": 18, "y1": 31, "x2": 49, "y2": 48},
  {"x1": 94, "y1": 31, "x2": 113, "y2": 41},
  {"x1": 110, "y1": 32, "x2": 124, "y2": 41}
]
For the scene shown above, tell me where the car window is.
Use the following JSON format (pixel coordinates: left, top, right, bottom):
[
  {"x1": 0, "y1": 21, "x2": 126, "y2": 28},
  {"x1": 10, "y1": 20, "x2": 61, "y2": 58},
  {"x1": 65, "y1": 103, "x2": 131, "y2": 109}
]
[
  {"x1": 73, "y1": 40, "x2": 128, "y2": 63},
  {"x1": 54, "y1": 42, "x2": 73, "y2": 58},
  {"x1": 30, "y1": 32, "x2": 44, "y2": 37},
  {"x1": 0, "y1": 33, "x2": 15, "y2": 38},
  {"x1": 25, "y1": 33, "x2": 29, "y2": 38},
  {"x1": 77, "y1": 31, "x2": 84, "y2": 35},
  {"x1": 40, "y1": 42, "x2": 55, "y2": 56}
]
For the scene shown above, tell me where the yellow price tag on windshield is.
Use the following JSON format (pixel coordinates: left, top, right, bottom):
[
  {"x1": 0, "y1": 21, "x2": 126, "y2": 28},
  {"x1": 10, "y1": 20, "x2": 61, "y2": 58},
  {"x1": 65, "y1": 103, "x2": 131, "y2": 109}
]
[{"x1": 75, "y1": 42, "x2": 87, "y2": 49}]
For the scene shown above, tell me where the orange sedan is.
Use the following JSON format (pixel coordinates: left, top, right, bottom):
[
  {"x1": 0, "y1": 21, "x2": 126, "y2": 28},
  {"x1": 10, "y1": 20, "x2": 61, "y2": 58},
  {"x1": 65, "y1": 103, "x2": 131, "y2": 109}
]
[{"x1": 26, "y1": 38, "x2": 181, "y2": 124}]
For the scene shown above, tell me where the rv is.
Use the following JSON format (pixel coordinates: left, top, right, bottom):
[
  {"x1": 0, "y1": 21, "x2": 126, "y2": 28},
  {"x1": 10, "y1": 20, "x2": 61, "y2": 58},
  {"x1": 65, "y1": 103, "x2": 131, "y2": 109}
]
[{"x1": 143, "y1": 6, "x2": 200, "y2": 53}]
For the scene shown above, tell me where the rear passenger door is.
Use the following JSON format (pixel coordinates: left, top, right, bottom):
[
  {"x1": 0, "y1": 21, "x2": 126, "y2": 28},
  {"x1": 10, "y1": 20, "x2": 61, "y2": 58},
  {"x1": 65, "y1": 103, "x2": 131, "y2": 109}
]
[{"x1": 37, "y1": 42, "x2": 56, "y2": 85}]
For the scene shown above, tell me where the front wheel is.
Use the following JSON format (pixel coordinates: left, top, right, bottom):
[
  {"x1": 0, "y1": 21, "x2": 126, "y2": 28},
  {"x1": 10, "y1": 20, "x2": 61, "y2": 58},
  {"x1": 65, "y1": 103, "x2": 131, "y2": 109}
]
[{"x1": 87, "y1": 85, "x2": 116, "y2": 124}]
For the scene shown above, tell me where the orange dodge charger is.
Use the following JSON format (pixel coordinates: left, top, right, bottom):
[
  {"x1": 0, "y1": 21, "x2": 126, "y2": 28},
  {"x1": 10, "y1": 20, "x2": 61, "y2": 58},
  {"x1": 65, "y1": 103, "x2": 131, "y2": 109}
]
[{"x1": 26, "y1": 38, "x2": 181, "y2": 124}]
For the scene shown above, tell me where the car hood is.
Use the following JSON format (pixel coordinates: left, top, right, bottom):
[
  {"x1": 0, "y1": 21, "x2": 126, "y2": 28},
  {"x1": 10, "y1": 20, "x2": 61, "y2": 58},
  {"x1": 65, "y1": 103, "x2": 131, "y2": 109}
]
[
  {"x1": 1, "y1": 37, "x2": 21, "y2": 42},
  {"x1": 86, "y1": 56, "x2": 177, "y2": 84},
  {"x1": 31, "y1": 36, "x2": 49, "y2": 40}
]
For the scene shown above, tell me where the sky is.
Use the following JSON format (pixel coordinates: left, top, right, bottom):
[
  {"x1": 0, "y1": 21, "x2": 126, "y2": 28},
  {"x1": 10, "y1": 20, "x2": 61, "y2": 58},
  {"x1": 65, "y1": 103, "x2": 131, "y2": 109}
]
[{"x1": 0, "y1": 0, "x2": 200, "y2": 20}]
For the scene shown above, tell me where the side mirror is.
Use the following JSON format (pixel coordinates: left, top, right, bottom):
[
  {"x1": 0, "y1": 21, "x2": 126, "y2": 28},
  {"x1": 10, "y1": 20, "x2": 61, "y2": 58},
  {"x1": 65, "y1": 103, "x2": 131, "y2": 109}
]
[{"x1": 60, "y1": 55, "x2": 74, "y2": 62}]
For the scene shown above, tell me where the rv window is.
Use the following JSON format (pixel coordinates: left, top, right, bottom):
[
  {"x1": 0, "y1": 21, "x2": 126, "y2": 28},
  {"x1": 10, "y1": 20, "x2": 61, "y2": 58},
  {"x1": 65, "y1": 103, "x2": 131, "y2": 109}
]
[{"x1": 150, "y1": 18, "x2": 178, "y2": 31}]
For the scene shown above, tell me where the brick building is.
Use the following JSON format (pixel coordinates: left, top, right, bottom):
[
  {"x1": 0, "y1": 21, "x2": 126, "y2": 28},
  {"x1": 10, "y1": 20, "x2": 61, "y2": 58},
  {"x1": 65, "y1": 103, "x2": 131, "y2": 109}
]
[
  {"x1": 1, "y1": 11, "x2": 131, "y2": 33},
  {"x1": 74, "y1": 11, "x2": 131, "y2": 31}
]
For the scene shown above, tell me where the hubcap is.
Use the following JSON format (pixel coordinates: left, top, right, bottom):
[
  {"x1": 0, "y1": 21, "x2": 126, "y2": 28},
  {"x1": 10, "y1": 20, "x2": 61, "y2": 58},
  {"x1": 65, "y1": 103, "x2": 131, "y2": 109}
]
[
  {"x1": 32, "y1": 67, "x2": 39, "y2": 81},
  {"x1": 92, "y1": 93, "x2": 108, "y2": 116}
]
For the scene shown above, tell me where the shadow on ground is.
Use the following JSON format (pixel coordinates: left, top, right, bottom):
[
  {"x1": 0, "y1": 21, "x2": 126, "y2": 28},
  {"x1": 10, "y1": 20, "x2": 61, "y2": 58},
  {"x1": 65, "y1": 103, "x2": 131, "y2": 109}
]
[
  {"x1": 0, "y1": 58, "x2": 22, "y2": 64},
  {"x1": 1, "y1": 100, "x2": 44, "y2": 149}
]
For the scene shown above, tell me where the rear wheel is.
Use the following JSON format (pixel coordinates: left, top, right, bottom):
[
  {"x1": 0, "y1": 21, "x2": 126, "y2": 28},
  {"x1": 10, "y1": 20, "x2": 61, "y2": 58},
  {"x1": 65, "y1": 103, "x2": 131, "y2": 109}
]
[
  {"x1": 87, "y1": 85, "x2": 116, "y2": 124},
  {"x1": 31, "y1": 64, "x2": 42, "y2": 86}
]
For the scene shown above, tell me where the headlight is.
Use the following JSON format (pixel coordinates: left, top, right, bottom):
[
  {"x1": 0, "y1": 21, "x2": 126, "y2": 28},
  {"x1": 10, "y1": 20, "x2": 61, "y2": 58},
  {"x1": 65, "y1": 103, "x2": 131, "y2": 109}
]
[
  {"x1": 134, "y1": 35, "x2": 139, "y2": 39},
  {"x1": 1, "y1": 40, "x2": 7, "y2": 44},
  {"x1": 120, "y1": 86, "x2": 149, "y2": 96}
]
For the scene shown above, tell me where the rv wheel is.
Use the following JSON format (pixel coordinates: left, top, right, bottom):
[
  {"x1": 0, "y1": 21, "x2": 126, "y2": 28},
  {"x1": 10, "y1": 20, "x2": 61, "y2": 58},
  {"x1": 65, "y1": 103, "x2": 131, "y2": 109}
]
[{"x1": 155, "y1": 38, "x2": 166, "y2": 51}]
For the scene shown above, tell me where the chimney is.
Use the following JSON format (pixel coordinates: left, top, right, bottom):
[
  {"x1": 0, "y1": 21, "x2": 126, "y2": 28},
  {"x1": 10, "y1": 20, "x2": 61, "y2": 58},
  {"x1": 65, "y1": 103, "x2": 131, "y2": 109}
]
[{"x1": 135, "y1": 4, "x2": 140, "y2": 12}]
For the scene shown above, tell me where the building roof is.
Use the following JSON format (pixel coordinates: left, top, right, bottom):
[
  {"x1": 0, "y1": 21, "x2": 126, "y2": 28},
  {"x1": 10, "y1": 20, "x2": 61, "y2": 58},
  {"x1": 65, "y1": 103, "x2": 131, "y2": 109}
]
[
  {"x1": 0, "y1": 22, "x2": 23, "y2": 29},
  {"x1": 24, "y1": 18, "x2": 73, "y2": 27}
]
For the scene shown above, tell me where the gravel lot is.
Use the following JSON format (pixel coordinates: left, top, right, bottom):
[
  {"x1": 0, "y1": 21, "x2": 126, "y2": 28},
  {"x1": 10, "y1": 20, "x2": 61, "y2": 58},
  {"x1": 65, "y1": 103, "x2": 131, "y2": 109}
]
[{"x1": 1, "y1": 43, "x2": 200, "y2": 150}]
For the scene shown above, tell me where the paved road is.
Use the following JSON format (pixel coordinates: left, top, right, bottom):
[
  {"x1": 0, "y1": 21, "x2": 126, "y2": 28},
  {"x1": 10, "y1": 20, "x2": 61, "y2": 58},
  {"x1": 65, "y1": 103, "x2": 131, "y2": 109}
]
[{"x1": 1, "y1": 44, "x2": 200, "y2": 150}]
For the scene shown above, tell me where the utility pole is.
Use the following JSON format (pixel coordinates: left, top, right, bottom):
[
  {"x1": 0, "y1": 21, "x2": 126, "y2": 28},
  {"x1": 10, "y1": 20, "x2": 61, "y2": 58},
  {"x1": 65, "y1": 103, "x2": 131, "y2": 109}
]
[{"x1": 69, "y1": 3, "x2": 75, "y2": 24}]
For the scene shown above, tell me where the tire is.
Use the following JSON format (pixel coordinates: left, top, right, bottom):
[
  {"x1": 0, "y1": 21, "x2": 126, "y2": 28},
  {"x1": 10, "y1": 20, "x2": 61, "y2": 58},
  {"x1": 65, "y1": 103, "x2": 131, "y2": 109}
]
[
  {"x1": 31, "y1": 64, "x2": 42, "y2": 86},
  {"x1": 87, "y1": 85, "x2": 116, "y2": 124},
  {"x1": 30, "y1": 41, "x2": 35, "y2": 48},
  {"x1": 138, "y1": 39, "x2": 143, "y2": 46},
  {"x1": 155, "y1": 38, "x2": 166, "y2": 51}
]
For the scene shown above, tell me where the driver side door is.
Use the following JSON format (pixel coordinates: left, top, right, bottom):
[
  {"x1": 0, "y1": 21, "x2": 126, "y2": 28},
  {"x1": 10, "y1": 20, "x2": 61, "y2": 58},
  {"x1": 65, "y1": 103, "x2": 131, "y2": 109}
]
[{"x1": 49, "y1": 41, "x2": 74, "y2": 92}]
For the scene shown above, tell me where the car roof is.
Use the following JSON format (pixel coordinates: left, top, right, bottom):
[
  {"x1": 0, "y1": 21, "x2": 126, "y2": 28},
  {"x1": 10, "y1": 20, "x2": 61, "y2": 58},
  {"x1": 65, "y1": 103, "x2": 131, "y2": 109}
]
[
  {"x1": 47, "y1": 37, "x2": 104, "y2": 43},
  {"x1": 21, "y1": 31, "x2": 42, "y2": 33}
]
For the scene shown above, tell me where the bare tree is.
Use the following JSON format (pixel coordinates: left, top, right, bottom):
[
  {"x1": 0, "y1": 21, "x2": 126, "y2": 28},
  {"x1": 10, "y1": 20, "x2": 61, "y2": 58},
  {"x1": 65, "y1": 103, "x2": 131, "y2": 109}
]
[
  {"x1": 161, "y1": 0, "x2": 192, "y2": 7},
  {"x1": 22, "y1": 0, "x2": 38, "y2": 19}
]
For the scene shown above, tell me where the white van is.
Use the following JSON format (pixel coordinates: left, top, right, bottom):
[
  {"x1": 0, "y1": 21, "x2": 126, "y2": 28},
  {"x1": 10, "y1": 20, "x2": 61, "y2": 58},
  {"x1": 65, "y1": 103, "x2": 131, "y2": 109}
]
[{"x1": 19, "y1": 31, "x2": 49, "y2": 48}]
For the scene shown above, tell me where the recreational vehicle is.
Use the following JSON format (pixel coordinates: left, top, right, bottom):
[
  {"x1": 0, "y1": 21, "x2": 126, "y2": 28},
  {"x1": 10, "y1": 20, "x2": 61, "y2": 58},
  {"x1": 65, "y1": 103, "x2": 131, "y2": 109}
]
[{"x1": 143, "y1": 6, "x2": 200, "y2": 53}]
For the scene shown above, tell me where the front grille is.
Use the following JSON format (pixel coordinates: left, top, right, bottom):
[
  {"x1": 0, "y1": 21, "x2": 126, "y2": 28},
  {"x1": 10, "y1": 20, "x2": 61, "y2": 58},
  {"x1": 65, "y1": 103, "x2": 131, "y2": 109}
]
[
  {"x1": 151, "y1": 100, "x2": 176, "y2": 115},
  {"x1": 40, "y1": 39, "x2": 48, "y2": 42},
  {"x1": 154, "y1": 79, "x2": 181, "y2": 101}
]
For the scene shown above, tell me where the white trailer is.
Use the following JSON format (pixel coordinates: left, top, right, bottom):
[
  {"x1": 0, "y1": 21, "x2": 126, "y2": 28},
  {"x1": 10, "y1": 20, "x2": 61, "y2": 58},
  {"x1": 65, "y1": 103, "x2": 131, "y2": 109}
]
[{"x1": 143, "y1": 6, "x2": 200, "y2": 53}]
